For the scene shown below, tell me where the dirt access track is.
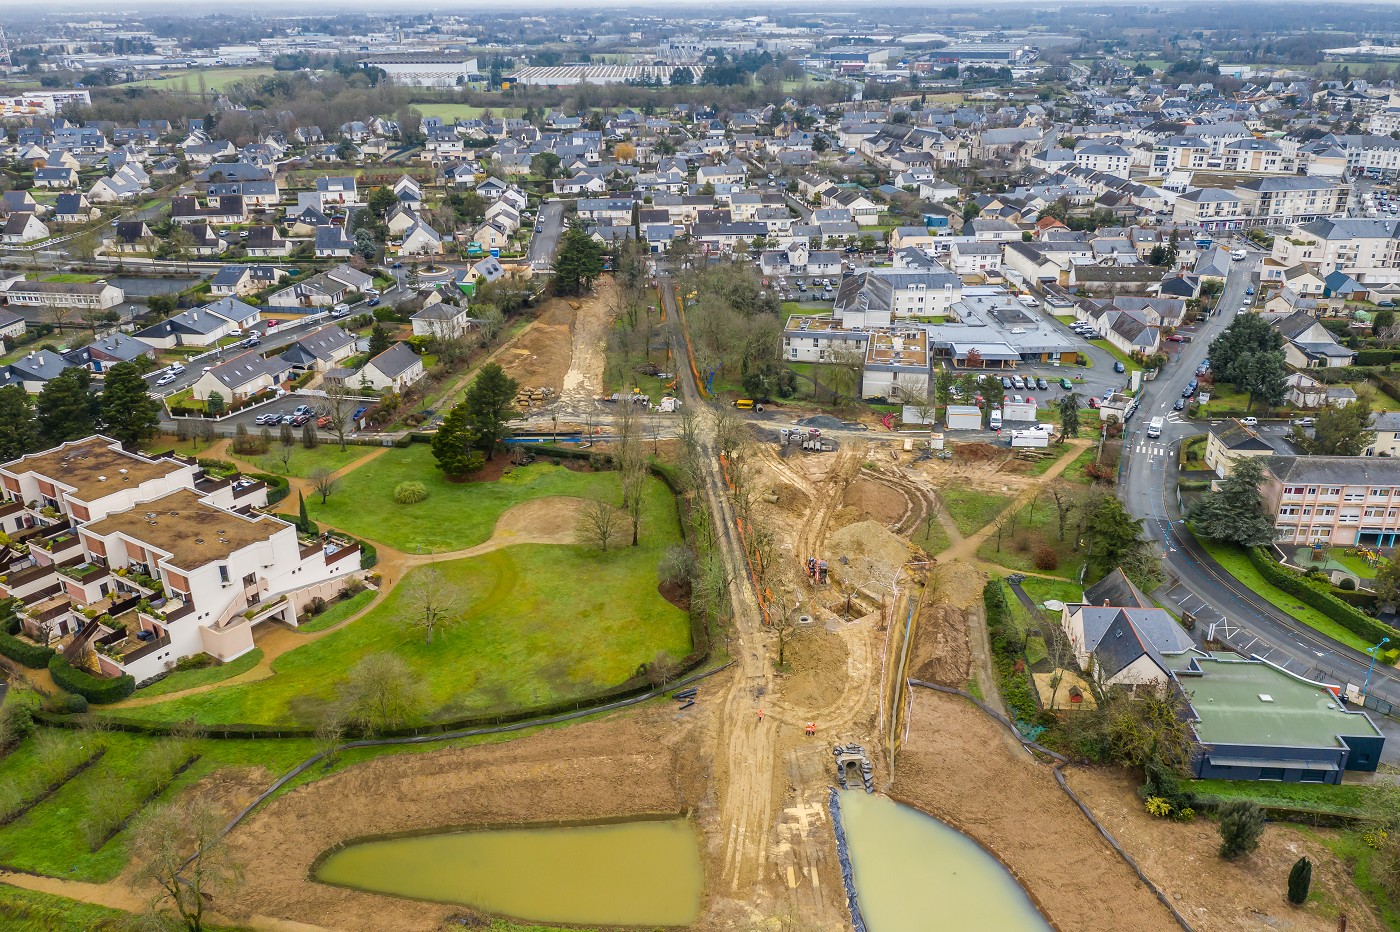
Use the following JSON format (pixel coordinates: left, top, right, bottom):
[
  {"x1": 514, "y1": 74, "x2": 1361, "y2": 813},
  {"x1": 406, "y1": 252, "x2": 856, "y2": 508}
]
[{"x1": 494, "y1": 276, "x2": 616, "y2": 407}]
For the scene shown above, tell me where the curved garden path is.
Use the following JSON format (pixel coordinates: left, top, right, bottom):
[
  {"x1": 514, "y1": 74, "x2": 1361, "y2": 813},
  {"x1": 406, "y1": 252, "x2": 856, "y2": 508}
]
[{"x1": 108, "y1": 495, "x2": 593, "y2": 709}]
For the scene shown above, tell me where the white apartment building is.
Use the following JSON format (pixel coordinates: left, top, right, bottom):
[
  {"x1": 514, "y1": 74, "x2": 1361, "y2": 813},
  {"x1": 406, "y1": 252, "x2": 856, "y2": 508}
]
[
  {"x1": 0, "y1": 437, "x2": 361, "y2": 682},
  {"x1": 1234, "y1": 177, "x2": 1350, "y2": 226},
  {"x1": 832, "y1": 267, "x2": 963, "y2": 322},
  {"x1": 1074, "y1": 143, "x2": 1132, "y2": 175},
  {"x1": 1263, "y1": 456, "x2": 1400, "y2": 548},
  {"x1": 1270, "y1": 218, "x2": 1400, "y2": 284}
]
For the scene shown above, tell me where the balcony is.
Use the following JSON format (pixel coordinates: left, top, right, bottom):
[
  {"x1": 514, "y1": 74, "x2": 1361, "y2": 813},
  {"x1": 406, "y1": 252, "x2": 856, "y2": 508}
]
[{"x1": 57, "y1": 561, "x2": 110, "y2": 585}]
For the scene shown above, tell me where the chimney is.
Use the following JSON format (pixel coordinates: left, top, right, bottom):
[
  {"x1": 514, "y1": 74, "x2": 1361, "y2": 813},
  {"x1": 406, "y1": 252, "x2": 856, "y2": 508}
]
[{"x1": 1102, "y1": 599, "x2": 1110, "y2": 607}]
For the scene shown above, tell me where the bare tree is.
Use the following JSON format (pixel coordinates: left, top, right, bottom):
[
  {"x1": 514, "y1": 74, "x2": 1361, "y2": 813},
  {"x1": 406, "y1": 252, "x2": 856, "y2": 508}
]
[
  {"x1": 577, "y1": 497, "x2": 625, "y2": 552},
  {"x1": 315, "y1": 712, "x2": 346, "y2": 767},
  {"x1": 337, "y1": 653, "x2": 427, "y2": 731},
  {"x1": 308, "y1": 466, "x2": 339, "y2": 505},
  {"x1": 322, "y1": 382, "x2": 358, "y2": 452},
  {"x1": 617, "y1": 399, "x2": 647, "y2": 546},
  {"x1": 128, "y1": 798, "x2": 242, "y2": 932},
  {"x1": 1050, "y1": 483, "x2": 1079, "y2": 543},
  {"x1": 399, "y1": 567, "x2": 463, "y2": 645},
  {"x1": 645, "y1": 651, "x2": 680, "y2": 687}
]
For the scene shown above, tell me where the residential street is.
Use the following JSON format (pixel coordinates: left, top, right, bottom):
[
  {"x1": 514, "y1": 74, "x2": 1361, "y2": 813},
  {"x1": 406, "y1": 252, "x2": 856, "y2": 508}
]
[
  {"x1": 1117, "y1": 245, "x2": 1400, "y2": 712},
  {"x1": 528, "y1": 199, "x2": 567, "y2": 271}
]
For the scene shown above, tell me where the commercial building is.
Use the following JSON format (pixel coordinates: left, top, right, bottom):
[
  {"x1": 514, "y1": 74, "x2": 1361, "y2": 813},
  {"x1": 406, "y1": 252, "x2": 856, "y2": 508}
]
[
  {"x1": 507, "y1": 65, "x2": 702, "y2": 87},
  {"x1": 0, "y1": 437, "x2": 361, "y2": 681},
  {"x1": 360, "y1": 53, "x2": 479, "y2": 88}
]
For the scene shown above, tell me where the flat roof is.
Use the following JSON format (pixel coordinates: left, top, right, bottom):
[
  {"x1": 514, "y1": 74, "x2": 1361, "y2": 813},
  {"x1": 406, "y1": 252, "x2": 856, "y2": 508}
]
[
  {"x1": 6, "y1": 437, "x2": 185, "y2": 503},
  {"x1": 84, "y1": 488, "x2": 290, "y2": 571},
  {"x1": 1181, "y1": 654, "x2": 1382, "y2": 749}
]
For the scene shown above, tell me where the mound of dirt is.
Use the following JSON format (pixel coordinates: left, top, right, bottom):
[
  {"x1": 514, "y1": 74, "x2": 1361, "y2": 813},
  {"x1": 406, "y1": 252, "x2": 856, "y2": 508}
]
[
  {"x1": 907, "y1": 603, "x2": 971, "y2": 686},
  {"x1": 954, "y1": 442, "x2": 1006, "y2": 461},
  {"x1": 840, "y1": 477, "x2": 908, "y2": 528},
  {"x1": 826, "y1": 520, "x2": 910, "y2": 592},
  {"x1": 780, "y1": 625, "x2": 850, "y2": 713}
]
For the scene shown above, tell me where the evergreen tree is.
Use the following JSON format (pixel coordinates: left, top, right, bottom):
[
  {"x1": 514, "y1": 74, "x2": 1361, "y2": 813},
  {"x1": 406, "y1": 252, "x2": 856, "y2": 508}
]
[
  {"x1": 1084, "y1": 494, "x2": 1152, "y2": 580},
  {"x1": 368, "y1": 324, "x2": 392, "y2": 359},
  {"x1": 463, "y1": 362, "x2": 519, "y2": 459},
  {"x1": 1188, "y1": 458, "x2": 1278, "y2": 548},
  {"x1": 1208, "y1": 313, "x2": 1287, "y2": 411},
  {"x1": 431, "y1": 402, "x2": 484, "y2": 478},
  {"x1": 550, "y1": 225, "x2": 605, "y2": 297},
  {"x1": 1287, "y1": 857, "x2": 1312, "y2": 906},
  {"x1": 36, "y1": 368, "x2": 97, "y2": 446},
  {"x1": 99, "y1": 362, "x2": 161, "y2": 447},
  {"x1": 297, "y1": 492, "x2": 312, "y2": 534},
  {"x1": 1058, "y1": 393, "x2": 1081, "y2": 439},
  {"x1": 206, "y1": 391, "x2": 225, "y2": 416},
  {"x1": 1218, "y1": 799, "x2": 1265, "y2": 860},
  {"x1": 0, "y1": 386, "x2": 40, "y2": 461},
  {"x1": 1291, "y1": 392, "x2": 1375, "y2": 456}
]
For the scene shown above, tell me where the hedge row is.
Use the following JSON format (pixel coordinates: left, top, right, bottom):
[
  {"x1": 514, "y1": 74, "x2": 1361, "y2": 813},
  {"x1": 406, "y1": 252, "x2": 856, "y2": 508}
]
[
  {"x1": 1355, "y1": 349, "x2": 1399, "y2": 367},
  {"x1": 358, "y1": 539, "x2": 377, "y2": 570},
  {"x1": 249, "y1": 473, "x2": 289, "y2": 507},
  {"x1": 982, "y1": 579, "x2": 1047, "y2": 729},
  {"x1": 48, "y1": 656, "x2": 135, "y2": 705},
  {"x1": 1248, "y1": 548, "x2": 1398, "y2": 649},
  {"x1": 0, "y1": 628, "x2": 55, "y2": 669}
]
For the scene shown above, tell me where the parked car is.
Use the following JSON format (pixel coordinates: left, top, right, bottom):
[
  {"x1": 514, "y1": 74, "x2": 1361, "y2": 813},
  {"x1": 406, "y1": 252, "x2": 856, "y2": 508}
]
[
  {"x1": 258, "y1": 412, "x2": 285, "y2": 425},
  {"x1": 1293, "y1": 417, "x2": 1316, "y2": 427},
  {"x1": 1088, "y1": 397, "x2": 1100, "y2": 409},
  {"x1": 317, "y1": 414, "x2": 333, "y2": 428},
  {"x1": 1167, "y1": 334, "x2": 1185, "y2": 343},
  {"x1": 1059, "y1": 377, "x2": 1074, "y2": 390},
  {"x1": 1012, "y1": 394, "x2": 1024, "y2": 405},
  {"x1": 243, "y1": 336, "x2": 261, "y2": 348},
  {"x1": 293, "y1": 405, "x2": 314, "y2": 417},
  {"x1": 1019, "y1": 295, "x2": 1039, "y2": 308},
  {"x1": 1173, "y1": 398, "x2": 1186, "y2": 411},
  {"x1": 391, "y1": 261, "x2": 403, "y2": 268},
  {"x1": 367, "y1": 297, "x2": 380, "y2": 307},
  {"x1": 290, "y1": 414, "x2": 311, "y2": 427},
  {"x1": 1113, "y1": 361, "x2": 1126, "y2": 373},
  {"x1": 1011, "y1": 376, "x2": 1025, "y2": 390},
  {"x1": 1241, "y1": 416, "x2": 1258, "y2": 427},
  {"x1": 265, "y1": 319, "x2": 279, "y2": 329},
  {"x1": 1182, "y1": 387, "x2": 1195, "y2": 399},
  {"x1": 352, "y1": 406, "x2": 368, "y2": 420},
  {"x1": 167, "y1": 362, "x2": 186, "y2": 374},
  {"x1": 1024, "y1": 395, "x2": 1036, "y2": 406},
  {"x1": 155, "y1": 373, "x2": 176, "y2": 386},
  {"x1": 1000, "y1": 376, "x2": 1012, "y2": 389}
]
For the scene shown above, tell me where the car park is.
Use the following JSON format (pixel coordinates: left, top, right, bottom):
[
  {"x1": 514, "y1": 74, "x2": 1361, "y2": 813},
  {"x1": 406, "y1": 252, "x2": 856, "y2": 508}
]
[{"x1": 1113, "y1": 361, "x2": 1126, "y2": 373}]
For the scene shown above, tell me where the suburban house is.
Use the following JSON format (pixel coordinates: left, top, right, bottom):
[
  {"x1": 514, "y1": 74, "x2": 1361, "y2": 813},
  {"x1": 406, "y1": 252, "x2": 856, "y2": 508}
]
[
  {"x1": 245, "y1": 226, "x2": 289, "y2": 257},
  {"x1": 356, "y1": 343, "x2": 424, "y2": 392},
  {"x1": 63, "y1": 333, "x2": 156, "y2": 374},
  {"x1": 1204, "y1": 419, "x2": 1289, "y2": 478},
  {"x1": 133, "y1": 298, "x2": 260, "y2": 349},
  {"x1": 411, "y1": 301, "x2": 471, "y2": 339},
  {"x1": 170, "y1": 194, "x2": 247, "y2": 226},
  {"x1": 1364, "y1": 412, "x2": 1400, "y2": 457},
  {"x1": 399, "y1": 221, "x2": 444, "y2": 257},
  {"x1": 1060, "y1": 569, "x2": 1196, "y2": 695},
  {"x1": 266, "y1": 265, "x2": 372, "y2": 309},
  {"x1": 277, "y1": 326, "x2": 357, "y2": 374},
  {"x1": 0, "y1": 436, "x2": 361, "y2": 681},
  {"x1": 1270, "y1": 310, "x2": 1357, "y2": 368},
  {"x1": 0, "y1": 309, "x2": 26, "y2": 347},
  {"x1": 2, "y1": 214, "x2": 49, "y2": 244},
  {"x1": 0, "y1": 350, "x2": 76, "y2": 392},
  {"x1": 209, "y1": 265, "x2": 285, "y2": 298},
  {"x1": 189, "y1": 349, "x2": 289, "y2": 402},
  {"x1": 1, "y1": 278, "x2": 124, "y2": 310},
  {"x1": 314, "y1": 225, "x2": 354, "y2": 258}
]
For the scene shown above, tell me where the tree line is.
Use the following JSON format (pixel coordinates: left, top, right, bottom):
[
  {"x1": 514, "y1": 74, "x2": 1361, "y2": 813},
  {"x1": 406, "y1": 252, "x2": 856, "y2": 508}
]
[{"x1": 0, "y1": 362, "x2": 162, "y2": 462}]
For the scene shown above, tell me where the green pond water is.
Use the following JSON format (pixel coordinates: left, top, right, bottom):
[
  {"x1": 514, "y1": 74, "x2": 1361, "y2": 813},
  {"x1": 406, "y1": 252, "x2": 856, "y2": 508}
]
[
  {"x1": 840, "y1": 792, "x2": 1051, "y2": 931},
  {"x1": 314, "y1": 817, "x2": 702, "y2": 926}
]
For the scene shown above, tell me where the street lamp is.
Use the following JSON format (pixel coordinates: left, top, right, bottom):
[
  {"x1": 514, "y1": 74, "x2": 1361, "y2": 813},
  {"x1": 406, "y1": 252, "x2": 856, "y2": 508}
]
[{"x1": 1361, "y1": 636, "x2": 1390, "y2": 704}]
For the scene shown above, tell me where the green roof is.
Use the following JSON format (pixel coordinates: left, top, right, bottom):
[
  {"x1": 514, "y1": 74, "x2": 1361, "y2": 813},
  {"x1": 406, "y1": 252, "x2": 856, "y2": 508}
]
[{"x1": 1181, "y1": 654, "x2": 1382, "y2": 749}]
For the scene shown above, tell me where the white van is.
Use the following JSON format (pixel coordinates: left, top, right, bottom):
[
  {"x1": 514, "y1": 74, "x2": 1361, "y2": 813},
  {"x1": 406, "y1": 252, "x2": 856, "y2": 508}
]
[
  {"x1": 989, "y1": 410, "x2": 1003, "y2": 430},
  {"x1": 1147, "y1": 416, "x2": 1164, "y2": 439}
]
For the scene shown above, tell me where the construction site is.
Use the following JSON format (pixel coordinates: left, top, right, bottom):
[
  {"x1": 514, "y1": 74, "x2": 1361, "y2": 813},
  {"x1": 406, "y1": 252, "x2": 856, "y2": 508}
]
[{"x1": 0, "y1": 272, "x2": 1387, "y2": 932}]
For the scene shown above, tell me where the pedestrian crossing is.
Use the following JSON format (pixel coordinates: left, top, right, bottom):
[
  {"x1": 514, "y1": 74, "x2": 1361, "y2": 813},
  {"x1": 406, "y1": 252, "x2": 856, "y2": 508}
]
[{"x1": 1133, "y1": 444, "x2": 1169, "y2": 457}]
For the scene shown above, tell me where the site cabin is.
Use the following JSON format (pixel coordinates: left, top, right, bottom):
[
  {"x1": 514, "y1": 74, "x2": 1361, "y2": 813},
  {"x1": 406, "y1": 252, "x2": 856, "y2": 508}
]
[
  {"x1": 1003, "y1": 401, "x2": 1037, "y2": 422},
  {"x1": 1010, "y1": 429, "x2": 1050, "y2": 448},
  {"x1": 946, "y1": 405, "x2": 982, "y2": 430}
]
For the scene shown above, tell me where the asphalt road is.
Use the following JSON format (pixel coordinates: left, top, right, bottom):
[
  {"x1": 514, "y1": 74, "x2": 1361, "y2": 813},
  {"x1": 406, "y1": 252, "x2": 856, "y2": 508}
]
[
  {"x1": 1117, "y1": 247, "x2": 1400, "y2": 710},
  {"x1": 528, "y1": 199, "x2": 567, "y2": 271}
]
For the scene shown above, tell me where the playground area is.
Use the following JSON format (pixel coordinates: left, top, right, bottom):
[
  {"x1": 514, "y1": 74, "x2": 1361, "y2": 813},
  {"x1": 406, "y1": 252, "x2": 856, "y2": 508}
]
[{"x1": 1293, "y1": 544, "x2": 1385, "y2": 581}]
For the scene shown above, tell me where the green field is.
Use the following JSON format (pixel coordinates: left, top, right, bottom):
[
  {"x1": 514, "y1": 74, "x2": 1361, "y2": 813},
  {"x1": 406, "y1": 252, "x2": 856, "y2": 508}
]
[
  {"x1": 307, "y1": 444, "x2": 626, "y2": 552},
  {"x1": 941, "y1": 488, "x2": 1011, "y2": 537},
  {"x1": 1088, "y1": 339, "x2": 1142, "y2": 375},
  {"x1": 118, "y1": 65, "x2": 278, "y2": 90},
  {"x1": 1191, "y1": 778, "x2": 1376, "y2": 815},
  {"x1": 114, "y1": 539, "x2": 689, "y2": 727},
  {"x1": 410, "y1": 102, "x2": 524, "y2": 122},
  {"x1": 41, "y1": 273, "x2": 103, "y2": 284},
  {"x1": 295, "y1": 587, "x2": 377, "y2": 634},
  {"x1": 977, "y1": 490, "x2": 1086, "y2": 580},
  {"x1": 248, "y1": 441, "x2": 378, "y2": 480}
]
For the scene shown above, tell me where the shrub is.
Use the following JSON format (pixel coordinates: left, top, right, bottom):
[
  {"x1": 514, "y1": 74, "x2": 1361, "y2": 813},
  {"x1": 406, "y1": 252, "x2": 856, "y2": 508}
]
[
  {"x1": 343, "y1": 577, "x2": 367, "y2": 596},
  {"x1": 359, "y1": 539, "x2": 378, "y2": 570},
  {"x1": 47, "y1": 656, "x2": 135, "y2": 705},
  {"x1": 0, "y1": 629, "x2": 56, "y2": 669},
  {"x1": 249, "y1": 472, "x2": 289, "y2": 506},
  {"x1": 173, "y1": 653, "x2": 213, "y2": 672},
  {"x1": 393, "y1": 481, "x2": 429, "y2": 504},
  {"x1": 61, "y1": 694, "x2": 89, "y2": 714},
  {"x1": 309, "y1": 596, "x2": 328, "y2": 615},
  {"x1": 1248, "y1": 548, "x2": 1398, "y2": 648},
  {"x1": 1338, "y1": 576, "x2": 1357, "y2": 590},
  {"x1": 1144, "y1": 796, "x2": 1172, "y2": 818},
  {"x1": 1287, "y1": 856, "x2": 1312, "y2": 906},
  {"x1": 1033, "y1": 545, "x2": 1059, "y2": 571},
  {"x1": 1218, "y1": 799, "x2": 1265, "y2": 860},
  {"x1": 196, "y1": 458, "x2": 237, "y2": 477}
]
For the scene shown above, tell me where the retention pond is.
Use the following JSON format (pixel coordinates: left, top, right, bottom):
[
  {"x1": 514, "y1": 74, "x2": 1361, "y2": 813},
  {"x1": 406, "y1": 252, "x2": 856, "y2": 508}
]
[
  {"x1": 313, "y1": 816, "x2": 702, "y2": 927},
  {"x1": 840, "y1": 792, "x2": 1051, "y2": 931}
]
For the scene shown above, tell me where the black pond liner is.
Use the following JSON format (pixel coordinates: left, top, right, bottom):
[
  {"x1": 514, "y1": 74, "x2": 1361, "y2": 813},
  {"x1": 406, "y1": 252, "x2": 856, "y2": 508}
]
[{"x1": 827, "y1": 787, "x2": 868, "y2": 932}]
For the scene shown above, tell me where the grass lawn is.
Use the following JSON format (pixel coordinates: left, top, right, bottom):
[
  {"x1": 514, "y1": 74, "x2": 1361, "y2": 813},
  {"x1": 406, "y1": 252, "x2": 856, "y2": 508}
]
[
  {"x1": 1303, "y1": 827, "x2": 1400, "y2": 930},
  {"x1": 252, "y1": 442, "x2": 377, "y2": 480},
  {"x1": 0, "y1": 882, "x2": 143, "y2": 931},
  {"x1": 0, "y1": 732, "x2": 314, "y2": 882},
  {"x1": 1191, "y1": 778, "x2": 1376, "y2": 815},
  {"x1": 118, "y1": 65, "x2": 278, "y2": 90},
  {"x1": 941, "y1": 488, "x2": 1010, "y2": 537},
  {"x1": 1179, "y1": 434, "x2": 1208, "y2": 470},
  {"x1": 1018, "y1": 576, "x2": 1084, "y2": 609},
  {"x1": 912, "y1": 513, "x2": 951, "y2": 556},
  {"x1": 977, "y1": 494, "x2": 1084, "y2": 580},
  {"x1": 144, "y1": 435, "x2": 223, "y2": 458},
  {"x1": 1089, "y1": 339, "x2": 1141, "y2": 374},
  {"x1": 40, "y1": 273, "x2": 102, "y2": 284},
  {"x1": 116, "y1": 536, "x2": 689, "y2": 727},
  {"x1": 1059, "y1": 445, "x2": 1102, "y2": 485},
  {"x1": 295, "y1": 587, "x2": 376, "y2": 633},
  {"x1": 133, "y1": 649, "x2": 264, "y2": 699},
  {"x1": 1193, "y1": 535, "x2": 1373, "y2": 653},
  {"x1": 308, "y1": 444, "x2": 626, "y2": 552},
  {"x1": 1196, "y1": 384, "x2": 1252, "y2": 417}
]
